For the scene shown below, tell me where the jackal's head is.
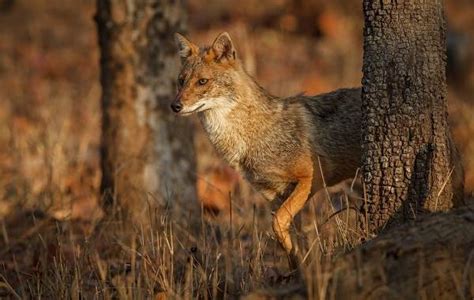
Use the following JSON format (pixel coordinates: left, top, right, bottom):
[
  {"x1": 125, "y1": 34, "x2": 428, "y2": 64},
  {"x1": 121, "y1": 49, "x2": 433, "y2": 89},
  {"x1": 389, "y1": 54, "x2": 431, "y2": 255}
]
[{"x1": 171, "y1": 32, "x2": 240, "y2": 115}]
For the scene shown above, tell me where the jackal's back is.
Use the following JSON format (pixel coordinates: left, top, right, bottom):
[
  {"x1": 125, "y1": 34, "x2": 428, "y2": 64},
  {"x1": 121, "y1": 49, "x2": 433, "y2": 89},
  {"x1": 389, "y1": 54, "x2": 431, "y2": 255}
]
[{"x1": 300, "y1": 88, "x2": 362, "y2": 186}]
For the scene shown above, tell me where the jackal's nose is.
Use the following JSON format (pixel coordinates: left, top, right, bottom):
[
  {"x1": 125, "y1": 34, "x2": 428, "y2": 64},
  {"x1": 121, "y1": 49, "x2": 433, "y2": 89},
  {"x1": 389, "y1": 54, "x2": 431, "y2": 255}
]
[{"x1": 171, "y1": 101, "x2": 183, "y2": 113}]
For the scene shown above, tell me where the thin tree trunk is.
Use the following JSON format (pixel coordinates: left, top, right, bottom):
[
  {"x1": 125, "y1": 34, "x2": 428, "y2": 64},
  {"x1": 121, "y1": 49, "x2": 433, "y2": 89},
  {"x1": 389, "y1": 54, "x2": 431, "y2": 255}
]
[
  {"x1": 360, "y1": 0, "x2": 464, "y2": 235},
  {"x1": 95, "y1": 0, "x2": 197, "y2": 224}
]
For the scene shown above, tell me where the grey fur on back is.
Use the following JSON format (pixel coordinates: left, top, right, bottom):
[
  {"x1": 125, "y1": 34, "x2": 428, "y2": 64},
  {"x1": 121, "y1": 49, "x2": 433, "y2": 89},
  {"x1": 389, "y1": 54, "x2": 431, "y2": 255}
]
[{"x1": 301, "y1": 88, "x2": 362, "y2": 185}]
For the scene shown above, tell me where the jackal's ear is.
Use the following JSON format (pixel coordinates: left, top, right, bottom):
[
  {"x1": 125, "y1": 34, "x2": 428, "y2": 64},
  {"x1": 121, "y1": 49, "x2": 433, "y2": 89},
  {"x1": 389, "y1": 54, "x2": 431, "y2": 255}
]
[
  {"x1": 175, "y1": 33, "x2": 199, "y2": 62},
  {"x1": 211, "y1": 32, "x2": 236, "y2": 62}
]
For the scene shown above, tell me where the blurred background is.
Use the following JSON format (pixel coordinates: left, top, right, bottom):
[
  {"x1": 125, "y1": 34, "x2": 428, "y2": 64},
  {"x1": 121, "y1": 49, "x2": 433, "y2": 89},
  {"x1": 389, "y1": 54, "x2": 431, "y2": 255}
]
[{"x1": 0, "y1": 0, "x2": 472, "y2": 221}]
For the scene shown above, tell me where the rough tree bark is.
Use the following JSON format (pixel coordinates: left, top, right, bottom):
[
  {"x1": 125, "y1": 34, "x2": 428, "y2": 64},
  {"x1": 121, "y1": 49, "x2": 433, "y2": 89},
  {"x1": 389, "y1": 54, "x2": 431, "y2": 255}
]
[
  {"x1": 328, "y1": 203, "x2": 474, "y2": 299},
  {"x1": 243, "y1": 202, "x2": 474, "y2": 299},
  {"x1": 360, "y1": 0, "x2": 464, "y2": 234},
  {"x1": 96, "y1": 0, "x2": 197, "y2": 224}
]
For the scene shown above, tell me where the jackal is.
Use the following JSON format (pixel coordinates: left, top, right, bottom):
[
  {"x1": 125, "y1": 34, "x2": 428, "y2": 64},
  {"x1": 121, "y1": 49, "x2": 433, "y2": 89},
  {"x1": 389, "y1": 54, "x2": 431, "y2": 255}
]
[{"x1": 172, "y1": 32, "x2": 362, "y2": 268}]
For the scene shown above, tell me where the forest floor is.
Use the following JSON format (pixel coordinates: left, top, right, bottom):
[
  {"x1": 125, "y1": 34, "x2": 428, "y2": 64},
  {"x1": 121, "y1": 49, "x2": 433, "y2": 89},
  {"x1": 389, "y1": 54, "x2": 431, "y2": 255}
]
[{"x1": 0, "y1": 0, "x2": 473, "y2": 298}]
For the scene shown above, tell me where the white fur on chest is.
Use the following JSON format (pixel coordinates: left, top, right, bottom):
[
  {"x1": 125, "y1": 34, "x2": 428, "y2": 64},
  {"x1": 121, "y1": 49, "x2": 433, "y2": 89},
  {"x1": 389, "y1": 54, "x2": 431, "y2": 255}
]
[{"x1": 199, "y1": 100, "x2": 247, "y2": 168}]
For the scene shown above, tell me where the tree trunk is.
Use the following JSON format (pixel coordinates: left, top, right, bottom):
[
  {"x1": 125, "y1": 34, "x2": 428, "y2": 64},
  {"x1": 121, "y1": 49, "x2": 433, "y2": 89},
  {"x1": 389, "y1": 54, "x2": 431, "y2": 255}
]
[
  {"x1": 328, "y1": 202, "x2": 474, "y2": 299},
  {"x1": 95, "y1": 0, "x2": 197, "y2": 224},
  {"x1": 360, "y1": 0, "x2": 464, "y2": 235}
]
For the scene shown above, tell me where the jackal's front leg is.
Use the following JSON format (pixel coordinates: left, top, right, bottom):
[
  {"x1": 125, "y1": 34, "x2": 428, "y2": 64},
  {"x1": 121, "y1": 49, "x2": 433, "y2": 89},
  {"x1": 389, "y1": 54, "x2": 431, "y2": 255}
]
[{"x1": 272, "y1": 163, "x2": 313, "y2": 270}]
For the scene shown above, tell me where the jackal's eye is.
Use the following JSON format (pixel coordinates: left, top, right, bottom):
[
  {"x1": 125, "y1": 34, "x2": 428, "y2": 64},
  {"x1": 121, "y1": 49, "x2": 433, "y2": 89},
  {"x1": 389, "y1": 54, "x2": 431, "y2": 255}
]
[
  {"x1": 198, "y1": 78, "x2": 208, "y2": 85},
  {"x1": 178, "y1": 78, "x2": 185, "y2": 87}
]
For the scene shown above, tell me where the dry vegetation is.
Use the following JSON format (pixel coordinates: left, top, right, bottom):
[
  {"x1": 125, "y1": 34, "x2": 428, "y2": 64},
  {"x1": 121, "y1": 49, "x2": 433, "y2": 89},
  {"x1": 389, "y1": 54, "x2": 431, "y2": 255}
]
[{"x1": 0, "y1": 0, "x2": 473, "y2": 298}]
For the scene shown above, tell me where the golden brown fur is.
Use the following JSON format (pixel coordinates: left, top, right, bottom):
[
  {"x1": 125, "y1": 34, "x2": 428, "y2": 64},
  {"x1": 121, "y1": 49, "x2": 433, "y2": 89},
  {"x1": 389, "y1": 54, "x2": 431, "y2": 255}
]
[{"x1": 172, "y1": 32, "x2": 362, "y2": 268}]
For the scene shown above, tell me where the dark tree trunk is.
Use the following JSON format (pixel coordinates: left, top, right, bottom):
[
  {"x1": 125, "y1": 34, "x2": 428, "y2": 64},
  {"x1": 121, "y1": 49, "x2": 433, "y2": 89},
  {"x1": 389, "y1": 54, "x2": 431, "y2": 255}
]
[
  {"x1": 360, "y1": 0, "x2": 464, "y2": 235},
  {"x1": 95, "y1": 0, "x2": 197, "y2": 224}
]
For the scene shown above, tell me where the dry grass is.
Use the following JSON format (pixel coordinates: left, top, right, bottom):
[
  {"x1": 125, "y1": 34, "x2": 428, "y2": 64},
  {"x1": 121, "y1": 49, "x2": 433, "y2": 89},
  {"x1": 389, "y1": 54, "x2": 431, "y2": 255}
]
[
  {"x1": 0, "y1": 187, "x2": 361, "y2": 298},
  {"x1": 0, "y1": 0, "x2": 473, "y2": 298}
]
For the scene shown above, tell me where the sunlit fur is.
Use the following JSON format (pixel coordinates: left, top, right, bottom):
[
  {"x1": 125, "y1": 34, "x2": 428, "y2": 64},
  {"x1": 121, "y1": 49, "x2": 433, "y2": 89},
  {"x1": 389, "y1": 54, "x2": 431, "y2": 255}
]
[{"x1": 173, "y1": 32, "x2": 361, "y2": 267}]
